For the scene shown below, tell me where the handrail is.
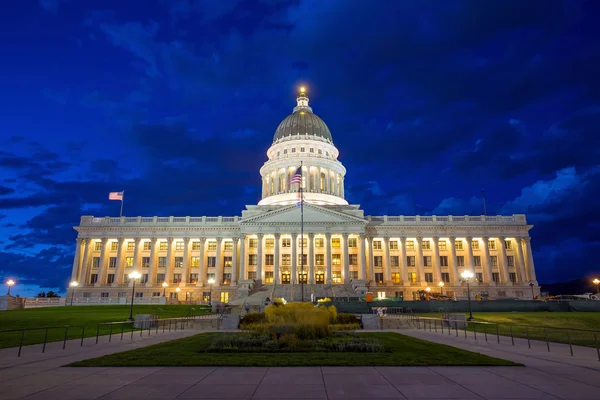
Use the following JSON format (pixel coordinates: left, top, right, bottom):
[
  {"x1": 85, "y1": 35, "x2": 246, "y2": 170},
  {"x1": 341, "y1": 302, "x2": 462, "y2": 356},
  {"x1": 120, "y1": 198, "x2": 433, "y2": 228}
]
[{"x1": 0, "y1": 324, "x2": 86, "y2": 334}]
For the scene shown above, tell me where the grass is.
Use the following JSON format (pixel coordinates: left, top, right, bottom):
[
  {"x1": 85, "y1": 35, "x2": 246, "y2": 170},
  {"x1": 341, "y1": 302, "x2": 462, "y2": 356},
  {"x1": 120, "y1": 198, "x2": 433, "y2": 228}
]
[
  {"x1": 416, "y1": 312, "x2": 600, "y2": 347},
  {"x1": 68, "y1": 332, "x2": 519, "y2": 367},
  {"x1": 0, "y1": 305, "x2": 211, "y2": 349}
]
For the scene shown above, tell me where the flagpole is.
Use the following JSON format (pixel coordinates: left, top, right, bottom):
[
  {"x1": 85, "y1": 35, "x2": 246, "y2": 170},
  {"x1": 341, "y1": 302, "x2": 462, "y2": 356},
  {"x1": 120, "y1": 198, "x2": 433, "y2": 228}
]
[
  {"x1": 120, "y1": 191, "x2": 125, "y2": 218},
  {"x1": 300, "y1": 161, "x2": 304, "y2": 302}
]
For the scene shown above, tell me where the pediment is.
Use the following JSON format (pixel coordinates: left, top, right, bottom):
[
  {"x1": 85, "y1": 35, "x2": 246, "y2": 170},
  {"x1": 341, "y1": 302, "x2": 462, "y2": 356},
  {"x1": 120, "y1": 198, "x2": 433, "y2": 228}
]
[{"x1": 240, "y1": 204, "x2": 366, "y2": 225}]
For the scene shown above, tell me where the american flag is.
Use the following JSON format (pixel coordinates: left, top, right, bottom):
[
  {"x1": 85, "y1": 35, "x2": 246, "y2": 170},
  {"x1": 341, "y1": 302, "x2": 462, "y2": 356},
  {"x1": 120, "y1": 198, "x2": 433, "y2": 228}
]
[
  {"x1": 109, "y1": 191, "x2": 124, "y2": 201},
  {"x1": 289, "y1": 167, "x2": 302, "y2": 185}
]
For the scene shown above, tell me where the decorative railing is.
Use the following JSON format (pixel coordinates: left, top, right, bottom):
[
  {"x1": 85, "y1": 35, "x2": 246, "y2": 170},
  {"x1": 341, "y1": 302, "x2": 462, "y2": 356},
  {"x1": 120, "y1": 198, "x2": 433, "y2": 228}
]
[
  {"x1": 366, "y1": 215, "x2": 527, "y2": 225},
  {"x1": 82, "y1": 216, "x2": 240, "y2": 226}
]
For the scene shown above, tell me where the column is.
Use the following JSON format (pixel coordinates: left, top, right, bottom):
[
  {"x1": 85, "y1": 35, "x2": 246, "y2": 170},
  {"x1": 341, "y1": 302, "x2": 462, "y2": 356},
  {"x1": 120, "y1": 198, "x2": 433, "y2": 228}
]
[
  {"x1": 523, "y1": 237, "x2": 537, "y2": 282},
  {"x1": 215, "y1": 238, "x2": 223, "y2": 285},
  {"x1": 197, "y1": 237, "x2": 206, "y2": 286},
  {"x1": 96, "y1": 238, "x2": 108, "y2": 286},
  {"x1": 415, "y1": 237, "x2": 425, "y2": 283},
  {"x1": 399, "y1": 238, "x2": 408, "y2": 284},
  {"x1": 165, "y1": 237, "x2": 174, "y2": 283},
  {"x1": 325, "y1": 233, "x2": 332, "y2": 284},
  {"x1": 238, "y1": 235, "x2": 246, "y2": 281},
  {"x1": 432, "y1": 238, "x2": 441, "y2": 283},
  {"x1": 359, "y1": 234, "x2": 367, "y2": 279},
  {"x1": 114, "y1": 238, "x2": 126, "y2": 285},
  {"x1": 256, "y1": 233, "x2": 263, "y2": 282},
  {"x1": 181, "y1": 237, "x2": 190, "y2": 286},
  {"x1": 383, "y1": 237, "x2": 391, "y2": 284},
  {"x1": 342, "y1": 233, "x2": 350, "y2": 283},
  {"x1": 482, "y1": 237, "x2": 493, "y2": 285},
  {"x1": 273, "y1": 234, "x2": 280, "y2": 284},
  {"x1": 515, "y1": 237, "x2": 527, "y2": 283},
  {"x1": 71, "y1": 238, "x2": 83, "y2": 282},
  {"x1": 449, "y1": 237, "x2": 459, "y2": 284},
  {"x1": 79, "y1": 239, "x2": 91, "y2": 285},
  {"x1": 132, "y1": 238, "x2": 142, "y2": 271},
  {"x1": 498, "y1": 237, "x2": 509, "y2": 283},
  {"x1": 308, "y1": 233, "x2": 314, "y2": 284},
  {"x1": 466, "y1": 237, "x2": 474, "y2": 270},
  {"x1": 368, "y1": 237, "x2": 375, "y2": 281},
  {"x1": 146, "y1": 238, "x2": 158, "y2": 286},
  {"x1": 291, "y1": 233, "x2": 297, "y2": 284},
  {"x1": 231, "y1": 237, "x2": 239, "y2": 285}
]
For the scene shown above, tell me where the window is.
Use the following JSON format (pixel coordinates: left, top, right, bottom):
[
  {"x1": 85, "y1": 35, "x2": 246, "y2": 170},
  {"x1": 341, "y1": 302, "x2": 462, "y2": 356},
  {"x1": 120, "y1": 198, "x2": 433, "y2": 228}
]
[
  {"x1": 282, "y1": 254, "x2": 291, "y2": 266},
  {"x1": 127, "y1": 242, "x2": 135, "y2": 251},
  {"x1": 405, "y1": 240, "x2": 415, "y2": 250},
  {"x1": 509, "y1": 272, "x2": 517, "y2": 283},
  {"x1": 374, "y1": 256, "x2": 383, "y2": 267},
  {"x1": 83, "y1": 292, "x2": 91, "y2": 298},
  {"x1": 504, "y1": 240, "x2": 512, "y2": 250},
  {"x1": 142, "y1": 257, "x2": 150, "y2": 268},
  {"x1": 315, "y1": 238, "x2": 324, "y2": 248},
  {"x1": 282, "y1": 238, "x2": 291, "y2": 247},
  {"x1": 425, "y1": 273, "x2": 433, "y2": 283},
  {"x1": 159, "y1": 242, "x2": 168, "y2": 251},
  {"x1": 156, "y1": 273, "x2": 165, "y2": 283},
  {"x1": 107, "y1": 274, "x2": 115, "y2": 284},
  {"x1": 291, "y1": 147, "x2": 296, "y2": 153},
  {"x1": 207, "y1": 273, "x2": 216, "y2": 281},
  {"x1": 375, "y1": 273, "x2": 384, "y2": 284},
  {"x1": 409, "y1": 272, "x2": 417, "y2": 283},
  {"x1": 475, "y1": 272, "x2": 483, "y2": 283},
  {"x1": 101, "y1": 292, "x2": 109, "y2": 298},
  {"x1": 223, "y1": 273, "x2": 232, "y2": 285},
  {"x1": 310, "y1": 147, "x2": 314, "y2": 153},
  {"x1": 264, "y1": 272, "x2": 273, "y2": 284},
  {"x1": 91, "y1": 257, "x2": 100, "y2": 269},
  {"x1": 332, "y1": 238, "x2": 340, "y2": 248},
  {"x1": 152, "y1": 292, "x2": 161, "y2": 297},
  {"x1": 492, "y1": 272, "x2": 500, "y2": 283},
  {"x1": 158, "y1": 257, "x2": 166, "y2": 268},
  {"x1": 143, "y1": 242, "x2": 152, "y2": 251},
  {"x1": 373, "y1": 240, "x2": 382, "y2": 250},
  {"x1": 111, "y1": 242, "x2": 118, "y2": 251},
  {"x1": 135, "y1": 292, "x2": 144, "y2": 298},
  {"x1": 175, "y1": 242, "x2": 184, "y2": 251},
  {"x1": 95, "y1": 242, "x2": 102, "y2": 251},
  {"x1": 326, "y1": 151, "x2": 329, "y2": 157},
  {"x1": 349, "y1": 254, "x2": 358, "y2": 265},
  {"x1": 390, "y1": 256, "x2": 399, "y2": 267},
  {"x1": 332, "y1": 254, "x2": 341, "y2": 265},
  {"x1": 316, "y1": 254, "x2": 325, "y2": 266},
  {"x1": 422, "y1": 240, "x2": 431, "y2": 250},
  {"x1": 395, "y1": 291, "x2": 404, "y2": 299},
  {"x1": 222, "y1": 241, "x2": 232, "y2": 251},
  {"x1": 265, "y1": 239, "x2": 274, "y2": 248},
  {"x1": 249, "y1": 254, "x2": 257, "y2": 265},
  {"x1": 126, "y1": 257, "x2": 133, "y2": 267},
  {"x1": 471, "y1": 241, "x2": 479, "y2": 250},
  {"x1": 456, "y1": 256, "x2": 465, "y2": 267},
  {"x1": 173, "y1": 274, "x2": 182, "y2": 283},
  {"x1": 349, "y1": 271, "x2": 359, "y2": 280},
  {"x1": 191, "y1": 257, "x2": 200, "y2": 267},
  {"x1": 249, "y1": 239, "x2": 257, "y2": 248},
  {"x1": 488, "y1": 240, "x2": 496, "y2": 250},
  {"x1": 298, "y1": 254, "x2": 307, "y2": 265},
  {"x1": 141, "y1": 274, "x2": 148, "y2": 284},
  {"x1": 220, "y1": 292, "x2": 229, "y2": 303},
  {"x1": 318, "y1": 149, "x2": 322, "y2": 154},
  {"x1": 490, "y1": 256, "x2": 498, "y2": 267},
  {"x1": 473, "y1": 256, "x2": 481, "y2": 267},
  {"x1": 377, "y1": 291, "x2": 386, "y2": 299},
  {"x1": 440, "y1": 256, "x2": 448, "y2": 267},
  {"x1": 392, "y1": 273, "x2": 401, "y2": 284},
  {"x1": 348, "y1": 238, "x2": 357, "y2": 248},
  {"x1": 441, "y1": 272, "x2": 450, "y2": 283},
  {"x1": 192, "y1": 241, "x2": 200, "y2": 250},
  {"x1": 439, "y1": 241, "x2": 447, "y2": 250},
  {"x1": 174, "y1": 257, "x2": 183, "y2": 268},
  {"x1": 423, "y1": 256, "x2": 432, "y2": 267},
  {"x1": 406, "y1": 256, "x2": 415, "y2": 266},
  {"x1": 389, "y1": 240, "x2": 398, "y2": 250},
  {"x1": 207, "y1": 257, "x2": 216, "y2": 268},
  {"x1": 118, "y1": 292, "x2": 127, "y2": 298},
  {"x1": 109, "y1": 257, "x2": 117, "y2": 268},
  {"x1": 265, "y1": 254, "x2": 274, "y2": 265},
  {"x1": 224, "y1": 256, "x2": 232, "y2": 267},
  {"x1": 208, "y1": 241, "x2": 217, "y2": 251},
  {"x1": 300, "y1": 147, "x2": 305, "y2": 152},
  {"x1": 189, "y1": 273, "x2": 198, "y2": 284},
  {"x1": 455, "y1": 241, "x2": 463, "y2": 250},
  {"x1": 299, "y1": 238, "x2": 307, "y2": 248},
  {"x1": 507, "y1": 256, "x2": 515, "y2": 267}
]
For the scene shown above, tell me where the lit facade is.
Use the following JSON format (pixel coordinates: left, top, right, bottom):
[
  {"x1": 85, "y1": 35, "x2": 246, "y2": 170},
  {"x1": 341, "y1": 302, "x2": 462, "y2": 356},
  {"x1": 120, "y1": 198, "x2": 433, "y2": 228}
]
[{"x1": 69, "y1": 90, "x2": 539, "y2": 302}]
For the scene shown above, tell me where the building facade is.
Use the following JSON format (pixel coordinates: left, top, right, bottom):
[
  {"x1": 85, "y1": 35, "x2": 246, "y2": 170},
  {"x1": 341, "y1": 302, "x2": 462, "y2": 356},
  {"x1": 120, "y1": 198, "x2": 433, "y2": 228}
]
[{"x1": 69, "y1": 89, "x2": 539, "y2": 302}]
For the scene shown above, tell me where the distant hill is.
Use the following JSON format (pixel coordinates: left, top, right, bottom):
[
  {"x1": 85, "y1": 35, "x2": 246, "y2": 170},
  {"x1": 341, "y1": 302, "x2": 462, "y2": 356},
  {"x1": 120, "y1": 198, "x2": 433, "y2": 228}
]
[{"x1": 540, "y1": 277, "x2": 600, "y2": 296}]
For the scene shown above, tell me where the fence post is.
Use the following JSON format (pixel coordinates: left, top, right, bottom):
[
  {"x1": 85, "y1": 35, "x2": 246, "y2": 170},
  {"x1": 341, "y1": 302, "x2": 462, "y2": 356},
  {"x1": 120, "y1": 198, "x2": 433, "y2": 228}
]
[
  {"x1": 484, "y1": 324, "x2": 488, "y2": 342},
  {"x1": 455, "y1": 322, "x2": 458, "y2": 337},
  {"x1": 109, "y1": 325, "x2": 113, "y2": 342},
  {"x1": 81, "y1": 326, "x2": 85, "y2": 347},
  {"x1": 496, "y1": 324, "x2": 500, "y2": 344},
  {"x1": 594, "y1": 332, "x2": 600, "y2": 362},
  {"x1": 510, "y1": 325, "x2": 514, "y2": 346},
  {"x1": 526, "y1": 327, "x2": 530, "y2": 349},
  {"x1": 567, "y1": 329, "x2": 573, "y2": 356},
  {"x1": 441, "y1": 320, "x2": 444, "y2": 334},
  {"x1": 163, "y1": 320, "x2": 166, "y2": 333},
  {"x1": 18, "y1": 330, "x2": 25, "y2": 357},
  {"x1": 473, "y1": 323, "x2": 477, "y2": 340},
  {"x1": 42, "y1": 328, "x2": 49, "y2": 353},
  {"x1": 95, "y1": 324, "x2": 100, "y2": 344},
  {"x1": 545, "y1": 328, "x2": 550, "y2": 352},
  {"x1": 63, "y1": 327, "x2": 68, "y2": 350},
  {"x1": 131, "y1": 323, "x2": 134, "y2": 339},
  {"x1": 169, "y1": 320, "x2": 172, "y2": 332}
]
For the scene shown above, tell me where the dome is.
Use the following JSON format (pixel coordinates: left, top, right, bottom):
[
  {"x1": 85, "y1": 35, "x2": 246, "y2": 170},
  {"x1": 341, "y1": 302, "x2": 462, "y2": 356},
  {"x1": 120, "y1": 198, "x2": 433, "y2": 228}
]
[{"x1": 272, "y1": 90, "x2": 333, "y2": 144}]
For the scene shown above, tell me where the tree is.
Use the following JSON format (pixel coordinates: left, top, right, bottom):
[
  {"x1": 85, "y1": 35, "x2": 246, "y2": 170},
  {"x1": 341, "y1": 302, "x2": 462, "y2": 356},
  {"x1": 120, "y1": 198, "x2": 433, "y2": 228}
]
[{"x1": 46, "y1": 291, "x2": 60, "y2": 298}]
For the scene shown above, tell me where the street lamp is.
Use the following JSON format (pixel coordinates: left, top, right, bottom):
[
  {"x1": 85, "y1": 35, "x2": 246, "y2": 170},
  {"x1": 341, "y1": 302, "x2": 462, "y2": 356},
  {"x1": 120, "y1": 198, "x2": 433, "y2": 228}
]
[
  {"x1": 175, "y1": 287, "x2": 181, "y2": 301},
  {"x1": 207, "y1": 278, "x2": 215, "y2": 305},
  {"x1": 438, "y1": 281, "x2": 445, "y2": 296},
  {"x1": 69, "y1": 281, "x2": 78, "y2": 306},
  {"x1": 461, "y1": 270, "x2": 474, "y2": 321},
  {"x1": 6, "y1": 279, "x2": 15, "y2": 296},
  {"x1": 162, "y1": 281, "x2": 168, "y2": 297},
  {"x1": 127, "y1": 271, "x2": 141, "y2": 322},
  {"x1": 593, "y1": 279, "x2": 600, "y2": 294},
  {"x1": 529, "y1": 281, "x2": 535, "y2": 299},
  {"x1": 425, "y1": 286, "x2": 431, "y2": 301}
]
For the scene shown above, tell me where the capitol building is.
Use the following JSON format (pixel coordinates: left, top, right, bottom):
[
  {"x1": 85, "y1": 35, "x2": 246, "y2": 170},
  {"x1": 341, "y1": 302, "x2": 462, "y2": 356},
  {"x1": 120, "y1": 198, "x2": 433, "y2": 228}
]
[{"x1": 69, "y1": 89, "x2": 539, "y2": 303}]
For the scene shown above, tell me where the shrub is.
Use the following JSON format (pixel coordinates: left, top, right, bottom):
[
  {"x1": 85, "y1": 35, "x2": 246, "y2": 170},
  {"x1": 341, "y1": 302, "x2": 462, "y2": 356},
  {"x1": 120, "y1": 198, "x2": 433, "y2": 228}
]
[
  {"x1": 335, "y1": 313, "x2": 359, "y2": 324},
  {"x1": 327, "y1": 305, "x2": 337, "y2": 323},
  {"x1": 273, "y1": 298, "x2": 287, "y2": 306},
  {"x1": 317, "y1": 297, "x2": 332, "y2": 303},
  {"x1": 331, "y1": 323, "x2": 361, "y2": 331},
  {"x1": 240, "y1": 312, "x2": 267, "y2": 326},
  {"x1": 265, "y1": 302, "x2": 332, "y2": 339}
]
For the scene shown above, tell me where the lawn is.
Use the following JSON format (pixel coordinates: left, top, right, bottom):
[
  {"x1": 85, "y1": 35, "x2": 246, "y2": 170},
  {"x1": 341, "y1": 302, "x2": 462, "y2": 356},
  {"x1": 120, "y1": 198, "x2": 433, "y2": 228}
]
[
  {"x1": 0, "y1": 305, "x2": 210, "y2": 349},
  {"x1": 416, "y1": 312, "x2": 600, "y2": 347},
  {"x1": 68, "y1": 332, "x2": 518, "y2": 367}
]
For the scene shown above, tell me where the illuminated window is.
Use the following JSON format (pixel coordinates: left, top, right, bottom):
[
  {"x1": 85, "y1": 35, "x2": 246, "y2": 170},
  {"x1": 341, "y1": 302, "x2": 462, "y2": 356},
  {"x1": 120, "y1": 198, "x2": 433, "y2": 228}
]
[
  {"x1": 299, "y1": 238, "x2": 307, "y2": 248},
  {"x1": 220, "y1": 292, "x2": 229, "y2": 303},
  {"x1": 332, "y1": 238, "x2": 340, "y2": 248},
  {"x1": 422, "y1": 241, "x2": 431, "y2": 250},
  {"x1": 249, "y1": 239, "x2": 257, "y2": 248},
  {"x1": 143, "y1": 242, "x2": 152, "y2": 251},
  {"x1": 439, "y1": 241, "x2": 447, "y2": 250},
  {"x1": 264, "y1": 271, "x2": 274, "y2": 284},
  {"x1": 389, "y1": 240, "x2": 398, "y2": 250},
  {"x1": 175, "y1": 242, "x2": 184, "y2": 251},
  {"x1": 504, "y1": 240, "x2": 512, "y2": 250},
  {"x1": 392, "y1": 273, "x2": 401, "y2": 284},
  {"x1": 409, "y1": 272, "x2": 417, "y2": 283},
  {"x1": 471, "y1": 241, "x2": 479, "y2": 250},
  {"x1": 488, "y1": 240, "x2": 496, "y2": 250},
  {"x1": 265, "y1": 239, "x2": 274, "y2": 248},
  {"x1": 159, "y1": 242, "x2": 168, "y2": 251},
  {"x1": 191, "y1": 257, "x2": 200, "y2": 267},
  {"x1": 223, "y1": 241, "x2": 232, "y2": 251},
  {"x1": 405, "y1": 240, "x2": 415, "y2": 250},
  {"x1": 282, "y1": 238, "x2": 291, "y2": 248},
  {"x1": 208, "y1": 241, "x2": 217, "y2": 251},
  {"x1": 315, "y1": 238, "x2": 324, "y2": 248},
  {"x1": 406, "y1": 256, "x2": 415, "y2": 266},
  {"x1": 455, "y1": 241, "x2": 463, "y2": 250},
  {"x1": 224, "y1": 256, "x2": 232, "y2": 267},
  {"x1": 248, "y1": 255, "x2": 257, "y2": 265},
  {"x1": 158, "y1": 257, "x2": 166, "y2": 268},
  {"x1": 298, "y1": 254, "x2": 307, "y2": 265},
  {"x1": 332, "y1": 272, "x2": 342, "y2": 284},
  {"x1": 111, "y1": 242, "x2": 118, "y2": 251},
  {"x1": 127, "y1": 242, "x2": 135, "y2": 251},
  {"x1": 373, "y1": 240, "x2": 382, "y2": 250},
  {"x1": 192, "y1": 241, "x2": 200, "y2": 250},
  {"x1": 223, "y1": 273, "x2": 231, "y2": 284},
  {"x1": 95, "y1": 242, "x2": 102, "y2": 251},
  {"x1": 348, "y1": 238, "x2": 357, "y2": 248},
  {"x1": 126, "y1": 257, "x2": 133, "y2": 267},
  {"x1": 316, "y1": 254, "x2": 325, "y2": 266},
  {"x1": 332, "y1": 254, "x2": 341, "y2": 265}
]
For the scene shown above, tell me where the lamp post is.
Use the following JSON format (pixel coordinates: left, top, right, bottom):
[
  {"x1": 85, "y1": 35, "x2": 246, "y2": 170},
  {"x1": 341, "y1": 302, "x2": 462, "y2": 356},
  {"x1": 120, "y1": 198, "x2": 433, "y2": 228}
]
[
  {"x1": 207, "y1": 278, "x2": 215, "y2": 305},
  {"x1": 593, "y1": 279, "x2": 600, "y2": 294},
  {"x1": 175, "y1": 287, "x2": 181, "y2": 301},
  {"x1": 162, "y1": 281, "x2": 168, "y2": 297},
  {"x1": 461, "y1": 270, "x2": 474, "y2": 321},
  {"x1": 6, "y1": 279, "x2": 15, "y2": 296},
  {"x1": 69, "y1": 281, "x2": 78, "y2": 306},
  {"x1": 438, "y1": 281, "x2": 445, "y2": 296},
  {"x1": 425, "y1": 286, "x2": 431, "y2": 301},
  {"x1": 529, "y1": 281, "x2": 535, "y2": 299},
  {"x1": 127, "y1": 271, "x2": 141, "y2": 322}
]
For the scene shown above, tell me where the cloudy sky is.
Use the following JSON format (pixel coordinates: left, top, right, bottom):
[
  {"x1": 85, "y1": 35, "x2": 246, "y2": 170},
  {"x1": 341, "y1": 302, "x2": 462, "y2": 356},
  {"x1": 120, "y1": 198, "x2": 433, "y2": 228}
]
[{"x1": 1, "y1": 0, "x2": 599, "y2": 295}]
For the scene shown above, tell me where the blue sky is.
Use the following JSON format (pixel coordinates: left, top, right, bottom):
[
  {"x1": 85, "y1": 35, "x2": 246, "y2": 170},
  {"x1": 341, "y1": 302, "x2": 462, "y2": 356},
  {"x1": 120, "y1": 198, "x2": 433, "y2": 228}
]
[{"x1": 1, "y1": 0, "x2": 599, "y2": 296}]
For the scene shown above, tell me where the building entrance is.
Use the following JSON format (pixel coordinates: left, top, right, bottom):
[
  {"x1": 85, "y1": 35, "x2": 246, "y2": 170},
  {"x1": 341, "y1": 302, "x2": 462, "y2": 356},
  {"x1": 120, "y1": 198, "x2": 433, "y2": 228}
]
[
  {"x1": 315, "y1": 272, "x2": 325, "y2": 284},
  {"x1": 281, "y1": 272, "x2": 291, "y2": 284},
  {"x1": 298, "y1": 272, "x2": 308, "y2": 284}
]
